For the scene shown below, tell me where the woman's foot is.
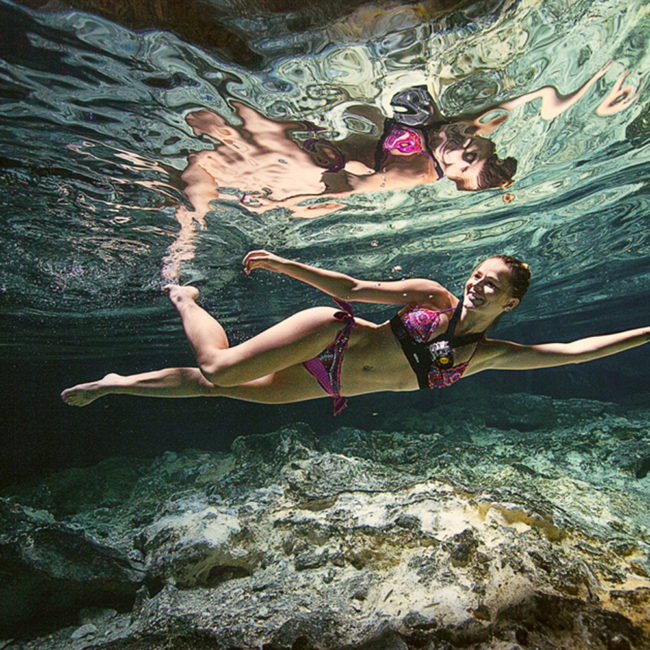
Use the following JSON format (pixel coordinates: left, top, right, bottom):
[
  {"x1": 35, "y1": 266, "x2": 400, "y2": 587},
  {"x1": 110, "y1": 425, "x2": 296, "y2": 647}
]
[
  {"x1": 60, "y1": 373, "x2": 120, "y2": 407},
  {"x1": 163, "y1": 284, "x2": 200, "y2": 308}
]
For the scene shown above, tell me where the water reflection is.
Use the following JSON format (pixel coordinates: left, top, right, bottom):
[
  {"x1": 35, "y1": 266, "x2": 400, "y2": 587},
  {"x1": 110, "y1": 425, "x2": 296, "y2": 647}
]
[
  {"x1": 13, "y1": 0, "x2": 476, "y2": 67},
  {"x1": 163, "y1": 61, "x2": 638, "y2": 278}
]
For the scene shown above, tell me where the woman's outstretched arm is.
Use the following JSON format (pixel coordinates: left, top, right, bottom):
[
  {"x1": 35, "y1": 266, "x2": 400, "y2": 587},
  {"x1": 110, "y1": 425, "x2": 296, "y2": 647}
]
[
  {"x1": 242, "y1": 250, "x2": 454, "y2": 307},
  {"x1": 479, "y1": 326, "x2": 649, "y2": 371},
  {"x1": 464, "y1": 61, "x2": 638, "y2": 135}
]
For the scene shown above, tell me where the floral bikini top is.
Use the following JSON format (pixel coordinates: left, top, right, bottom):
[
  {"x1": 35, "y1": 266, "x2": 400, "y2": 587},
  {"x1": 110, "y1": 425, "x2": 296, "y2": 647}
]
[
  {"x1": 389, "y1": 303, "x2": 483, "y2": 390},
  {"x1": 382, "y1": 124, "x2": 426, "y2": 155},
  {"x1": 376, "y1": 122, "x2": 445, "y2": 180}
]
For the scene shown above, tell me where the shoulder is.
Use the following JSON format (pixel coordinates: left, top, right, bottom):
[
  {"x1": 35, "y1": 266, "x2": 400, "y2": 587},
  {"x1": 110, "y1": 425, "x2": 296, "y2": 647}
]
[
  {"x1": 396, "y1": 286, "x2": 457, "y2": 323},
  {"x1": 404, "y1": 280, "x2": 456, "y2": 308},
  {"x1": 400, "y1": 278, "x2": 449, "y2": 293}
]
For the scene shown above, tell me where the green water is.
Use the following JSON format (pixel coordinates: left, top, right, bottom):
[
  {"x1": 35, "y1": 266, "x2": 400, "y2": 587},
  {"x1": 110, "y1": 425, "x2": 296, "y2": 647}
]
[
  {"x1": 0, "y1": 0, "x2": 648, "y2": 478},
  {"x1": 1, "y1": 2, "x2": 650, "y2": 645}
]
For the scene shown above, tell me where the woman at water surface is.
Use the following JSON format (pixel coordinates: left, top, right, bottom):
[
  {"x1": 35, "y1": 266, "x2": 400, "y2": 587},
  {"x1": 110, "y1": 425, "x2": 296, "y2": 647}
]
[
  {"x1": 177, "y1": 60, "x2": 638, "y2": 209},
  {"x1": 62, "y1": 251, "x2": 649, "y2": 414},
  {"x1": 163, "y1": 62, "x2": 638, "y2": 276}
]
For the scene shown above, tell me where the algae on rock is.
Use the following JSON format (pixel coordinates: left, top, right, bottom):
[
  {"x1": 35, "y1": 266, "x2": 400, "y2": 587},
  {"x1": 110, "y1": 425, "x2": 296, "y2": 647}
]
[{"x1": 2, "y1": 394, "x2": 649, "y2": 649}]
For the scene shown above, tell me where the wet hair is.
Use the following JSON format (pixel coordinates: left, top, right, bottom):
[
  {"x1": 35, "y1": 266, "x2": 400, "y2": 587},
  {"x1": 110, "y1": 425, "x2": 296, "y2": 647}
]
[
  {"x1": 489, "y1": 254, "x2": 531, "y2": 300},
  {"x1": 426, "y1": 123, "x2": 517, "y2": 191},
  {"x1": 477, "y1": 154, "x2": 517, "y2": 190}
]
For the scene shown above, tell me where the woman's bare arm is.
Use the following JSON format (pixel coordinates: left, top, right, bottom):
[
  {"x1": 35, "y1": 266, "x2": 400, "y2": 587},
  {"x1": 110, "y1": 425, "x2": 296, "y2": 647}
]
[
  {"x1": 242, "y1": 250, "x2": 453, "y2": 306},
  {"x1": 466, "y1": 61, "x2": 638, "y2": 134},
  {"x1": 478, "y1": 326, "x2": 649, "y2": 371},
  {"x1": 495, "y1": 63, "x2": 611, "y2": 120}
]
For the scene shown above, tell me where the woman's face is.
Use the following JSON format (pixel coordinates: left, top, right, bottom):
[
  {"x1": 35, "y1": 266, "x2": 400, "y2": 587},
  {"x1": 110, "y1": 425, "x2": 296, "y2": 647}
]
[
  {"x1": 435, "y1": 124, "x2": 495, "y2": 191},
  {"x1": 463, "y1": 258, "x2": 519, "y2": 315}
]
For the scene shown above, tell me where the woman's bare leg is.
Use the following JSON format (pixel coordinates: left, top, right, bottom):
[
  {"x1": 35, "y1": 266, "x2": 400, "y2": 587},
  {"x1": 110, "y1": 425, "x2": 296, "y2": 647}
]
[
  {"x1": 166, "y1": 286, "x2": 342, "y2": 387},
  {"x1": 61, "y1": 364, "x2": 326, "y2": 407},
  {"x1": 164, "y1": 286, "x2": 229, "y2": 367},
  {"x1": 62, "y1": 290, "x2": 345, "y2": 407},
  {"x1": 61, "y1": 367, "x2": 216, "y2": 406},
  {"x1": 217, "y1": 364, "x2": 326, "y2": 404}
]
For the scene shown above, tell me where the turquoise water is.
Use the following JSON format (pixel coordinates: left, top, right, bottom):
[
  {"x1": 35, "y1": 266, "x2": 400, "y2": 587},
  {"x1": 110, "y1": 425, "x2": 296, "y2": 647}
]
[
  {"x1": 1, "y1": 1, "x2": 650, "y2": 644},
  {"x1": 0, "y1": 0, "x2": 649, "y2": 480}
]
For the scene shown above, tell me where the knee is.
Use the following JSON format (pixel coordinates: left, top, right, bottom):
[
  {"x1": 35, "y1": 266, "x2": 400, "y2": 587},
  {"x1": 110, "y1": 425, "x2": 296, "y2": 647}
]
[
  {"x1": 196, "y1": 375, "x2": 222, "y2": 396},
  {"x1": 180, "y1": 368, "x2": 221, "y2": 395},
  {"x1": 199, "y1": 358, "x2": 240, "y2": 387},
  {"x1": 199, "y1": 359, "x2": 223, "y2": 385}
]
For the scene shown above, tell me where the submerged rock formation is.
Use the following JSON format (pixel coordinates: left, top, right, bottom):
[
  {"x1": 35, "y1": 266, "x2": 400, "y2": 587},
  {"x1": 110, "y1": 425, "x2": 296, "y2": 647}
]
[{"x1": 2, "y1": 394, "x2": 649, "y2": 649}]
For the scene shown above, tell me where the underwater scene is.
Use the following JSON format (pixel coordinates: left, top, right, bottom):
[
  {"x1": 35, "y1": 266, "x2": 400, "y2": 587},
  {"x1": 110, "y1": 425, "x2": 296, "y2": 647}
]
[{"x1": 1, "y1": 0, "x2": 649, "y2": 647}]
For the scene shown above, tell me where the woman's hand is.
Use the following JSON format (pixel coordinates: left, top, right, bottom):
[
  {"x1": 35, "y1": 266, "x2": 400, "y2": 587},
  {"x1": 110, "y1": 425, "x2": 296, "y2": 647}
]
[
  {"x1": 242, "y1": 250, "x2": 289, "y2": 275},
  {"x1": 596, "y1": 70, "x2": 640, "y2": 116}
]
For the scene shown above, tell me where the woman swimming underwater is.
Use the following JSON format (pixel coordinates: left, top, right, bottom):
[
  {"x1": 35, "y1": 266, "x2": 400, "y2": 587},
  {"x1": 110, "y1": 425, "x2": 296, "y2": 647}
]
[{"x1": 62, "y1": 251, "x2": 649, "y2": 413}]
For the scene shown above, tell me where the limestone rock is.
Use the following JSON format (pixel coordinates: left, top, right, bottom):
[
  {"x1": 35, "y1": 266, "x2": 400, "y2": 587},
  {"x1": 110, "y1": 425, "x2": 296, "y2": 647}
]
[
  {"x1": 3, "y1": 394, "x2": 649, "y2": 648},
  {"x1": 0, "y1": 499, "x2": 144, "y2": 639}
]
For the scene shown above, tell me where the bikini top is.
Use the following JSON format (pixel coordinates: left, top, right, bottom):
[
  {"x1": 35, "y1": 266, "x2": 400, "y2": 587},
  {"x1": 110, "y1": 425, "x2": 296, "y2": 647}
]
[
  {"x1": 389, "y1": 301, "x2": 484, "y2": 390},
  {"x1": 382, "y1": 124, "x2": 426, "y2": 155},
  {"x1": 375, "y1": 121, "x2": 445, "y2": 180}
]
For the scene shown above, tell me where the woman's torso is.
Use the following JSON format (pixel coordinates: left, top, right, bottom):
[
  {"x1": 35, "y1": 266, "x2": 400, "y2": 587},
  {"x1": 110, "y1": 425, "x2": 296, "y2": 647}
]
[
  {"x1": 340, "y1": 302, "x2": 484, "y2": 396},
  {"x1": 326, "y1": 123, "x2": 442, "y2": 195}
]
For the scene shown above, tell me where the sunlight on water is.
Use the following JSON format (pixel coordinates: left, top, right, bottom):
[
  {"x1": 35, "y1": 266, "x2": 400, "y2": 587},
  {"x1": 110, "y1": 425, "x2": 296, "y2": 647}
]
[{"x1": 0, "y1": 0, "x2": 648, "y2": 357}]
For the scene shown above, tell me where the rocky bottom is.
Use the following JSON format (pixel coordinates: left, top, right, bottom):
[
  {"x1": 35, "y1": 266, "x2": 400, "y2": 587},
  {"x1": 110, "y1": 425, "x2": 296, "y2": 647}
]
[{"x1": 1, "y1": 393, "x2": 649, "y2": 649}]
